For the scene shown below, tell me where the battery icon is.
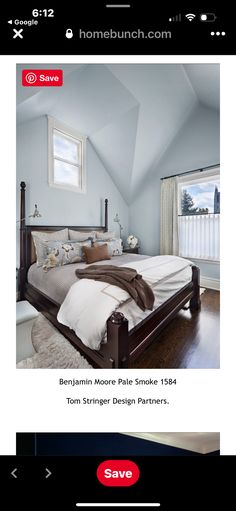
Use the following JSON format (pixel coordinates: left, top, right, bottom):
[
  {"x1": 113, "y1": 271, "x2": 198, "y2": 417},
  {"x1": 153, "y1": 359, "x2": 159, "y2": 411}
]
[{"x1": 200, "y1": 13, "x2": 217, "y2": 22}]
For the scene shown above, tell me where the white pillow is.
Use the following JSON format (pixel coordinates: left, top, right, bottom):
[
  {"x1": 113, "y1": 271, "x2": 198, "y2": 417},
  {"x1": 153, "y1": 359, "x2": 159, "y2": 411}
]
[
  {"x1": 95, "y1": 231, "x2": 116, "y2": 241},
  {"x1": 68, "y1": 229, "x2": 97, "y2": 241}
]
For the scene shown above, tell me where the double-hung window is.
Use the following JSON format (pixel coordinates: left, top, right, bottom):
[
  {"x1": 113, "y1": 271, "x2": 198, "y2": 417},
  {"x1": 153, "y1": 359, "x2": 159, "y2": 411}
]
[
  {"x1": 178, "y1": 167, "x2": 220, "y2": 261},
  {"x1": 48, "y1": 116, "x2": 86, "y2": 193}
]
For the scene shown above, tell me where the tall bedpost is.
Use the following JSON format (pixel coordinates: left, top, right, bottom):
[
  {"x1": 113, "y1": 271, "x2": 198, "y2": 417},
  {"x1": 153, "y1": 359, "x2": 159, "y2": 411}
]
[
  {"x1": 104, "y1": 198, "x2": 108, "y2": 232},
  {"x1": 107, "y1": 312, "x2": 129, "y2": 368},
  {"x1": 19, "y1": 181, "x2": 26, "y2": 301},
  {"x1": 190, "y1": 265, "x2": 201, "y2": 311}
]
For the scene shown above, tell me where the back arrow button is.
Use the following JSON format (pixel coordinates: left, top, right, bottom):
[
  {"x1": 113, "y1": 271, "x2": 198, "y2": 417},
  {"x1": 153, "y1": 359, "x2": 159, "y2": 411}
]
[{"x1": 11, "y1": 468, "x2": 18, "y2": 479}]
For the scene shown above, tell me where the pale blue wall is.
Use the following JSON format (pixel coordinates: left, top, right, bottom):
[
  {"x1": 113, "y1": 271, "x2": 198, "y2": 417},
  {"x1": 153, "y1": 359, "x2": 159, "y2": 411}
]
[
  {"x1": 17, "y1": 104, "x2": 220, "y2": 282},
  {"x1": 16, "y1": 116, "x2": 128, "y2": 265},
  {"x1": 129, "y1": 105, "x2": 220, "y2": 280},
  {"x1": 191, "y1": 259, "x2": 220, "y2": 282}
]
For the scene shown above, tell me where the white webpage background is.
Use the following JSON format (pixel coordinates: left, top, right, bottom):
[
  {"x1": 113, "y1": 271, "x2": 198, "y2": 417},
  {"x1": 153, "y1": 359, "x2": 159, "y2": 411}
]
[{"x1": 0, "y1": 54, "x2": 235, "y2": 455}]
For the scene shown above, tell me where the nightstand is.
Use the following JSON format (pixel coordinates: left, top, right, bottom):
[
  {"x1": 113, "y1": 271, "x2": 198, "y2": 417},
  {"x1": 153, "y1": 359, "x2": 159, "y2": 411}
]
[{"x1": 123, "y1": 246, "x2": 140, "y2": 254}]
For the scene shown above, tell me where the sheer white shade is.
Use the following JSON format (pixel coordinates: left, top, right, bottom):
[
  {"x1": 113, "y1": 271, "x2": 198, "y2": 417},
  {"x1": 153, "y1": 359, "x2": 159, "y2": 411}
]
[{"x1": 179, "y1": 213, "x2": 220, "y2": 261}]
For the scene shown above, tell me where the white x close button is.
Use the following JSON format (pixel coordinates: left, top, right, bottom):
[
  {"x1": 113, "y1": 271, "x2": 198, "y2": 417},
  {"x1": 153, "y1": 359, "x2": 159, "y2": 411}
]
[{"x1": 13, "y1": 29, "x2": 23, "y2": 39}]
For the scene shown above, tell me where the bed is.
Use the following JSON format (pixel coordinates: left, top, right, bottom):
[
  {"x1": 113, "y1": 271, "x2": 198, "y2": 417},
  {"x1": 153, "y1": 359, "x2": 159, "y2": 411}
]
[{"x1": 19, "y1": 181, "x2": 201, "y2": 368}]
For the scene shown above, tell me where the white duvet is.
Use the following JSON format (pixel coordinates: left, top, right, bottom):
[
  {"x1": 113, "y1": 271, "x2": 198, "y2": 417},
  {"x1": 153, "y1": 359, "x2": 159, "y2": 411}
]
[{"x1": 57, "y1": 255, "x2": 192, "y2": 350}]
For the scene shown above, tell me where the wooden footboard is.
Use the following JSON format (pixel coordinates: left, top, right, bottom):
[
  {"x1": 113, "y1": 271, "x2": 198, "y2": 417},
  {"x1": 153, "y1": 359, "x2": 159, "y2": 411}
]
[
  {"x1": 190, "y1": 265, "x2": 201, "y2": 311},
  {"x1": 106, "y1": 264, "x2": 200, "y2": 368}
]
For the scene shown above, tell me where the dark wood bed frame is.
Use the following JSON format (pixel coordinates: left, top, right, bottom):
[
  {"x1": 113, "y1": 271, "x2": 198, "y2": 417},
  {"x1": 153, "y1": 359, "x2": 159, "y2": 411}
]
[{"x1": 19, "y1": 181, "x2": 201, "y2": 369}]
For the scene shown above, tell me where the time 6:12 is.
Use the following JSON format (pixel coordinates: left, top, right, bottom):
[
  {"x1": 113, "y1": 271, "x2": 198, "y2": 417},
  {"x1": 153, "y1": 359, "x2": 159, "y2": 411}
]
[{"x1": 32, "y1": 9, "x2": 54, "y2": 17}]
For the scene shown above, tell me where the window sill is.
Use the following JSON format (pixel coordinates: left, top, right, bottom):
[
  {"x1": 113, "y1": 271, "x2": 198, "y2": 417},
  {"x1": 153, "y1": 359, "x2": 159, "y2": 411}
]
[
  {"x1": 182, "y1": 256, "x2": 220, "y2": 264},
  {"x1": 48, "y1": 182, "x2": 86, "y2": 194}
]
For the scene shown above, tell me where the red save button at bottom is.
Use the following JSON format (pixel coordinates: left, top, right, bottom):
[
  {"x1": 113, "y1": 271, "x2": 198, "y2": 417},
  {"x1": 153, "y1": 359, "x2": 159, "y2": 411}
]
[{"x1": 97, "y1": 460, "x2": 140, "y2": 487}]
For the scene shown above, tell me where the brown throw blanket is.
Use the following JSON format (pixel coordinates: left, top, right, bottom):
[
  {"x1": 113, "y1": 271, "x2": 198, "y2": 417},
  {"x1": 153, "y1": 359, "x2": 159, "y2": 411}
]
[{"x1": 75, "y1": 264, "x2": 154, "y2": 311}]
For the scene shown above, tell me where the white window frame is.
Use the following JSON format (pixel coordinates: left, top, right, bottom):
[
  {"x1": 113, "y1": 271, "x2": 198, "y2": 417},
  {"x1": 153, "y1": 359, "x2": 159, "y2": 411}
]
[
  {"x1": 48, "y1": 116, "x2": 86, "y2": 193},
  {"x1": 178, "y1": 166, "x2": 220, "y2": 214}
]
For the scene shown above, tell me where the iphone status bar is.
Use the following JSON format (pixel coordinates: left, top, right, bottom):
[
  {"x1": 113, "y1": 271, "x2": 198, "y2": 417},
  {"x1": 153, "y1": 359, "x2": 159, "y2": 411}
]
[{"x1": 0, "y1": 4, "x2": 233, "y2": 54}]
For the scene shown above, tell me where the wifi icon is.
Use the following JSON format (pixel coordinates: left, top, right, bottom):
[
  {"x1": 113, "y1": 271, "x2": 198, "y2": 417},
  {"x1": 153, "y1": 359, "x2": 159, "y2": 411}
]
[{"x1": 185, "y1": 13, "x2": 196, "y2": 21}]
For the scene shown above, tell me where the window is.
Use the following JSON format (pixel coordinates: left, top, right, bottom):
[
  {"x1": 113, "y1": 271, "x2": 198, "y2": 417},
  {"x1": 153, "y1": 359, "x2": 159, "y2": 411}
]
[
  {"x1": 48, "y1": 116, "x2": 86, "y2": 193},
  {"x1": 178, "y1": 167, "x2": 220, "y2": 261}
]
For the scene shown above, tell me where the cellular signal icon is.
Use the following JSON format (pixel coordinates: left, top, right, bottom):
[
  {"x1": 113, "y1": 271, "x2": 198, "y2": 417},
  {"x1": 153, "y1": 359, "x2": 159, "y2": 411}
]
[
  {"x1": 169, "y1": 14, "x2": 181, "y2": 22},
  {"x1": 185, "y1": 13, "x2": 196, "y2": 21}
]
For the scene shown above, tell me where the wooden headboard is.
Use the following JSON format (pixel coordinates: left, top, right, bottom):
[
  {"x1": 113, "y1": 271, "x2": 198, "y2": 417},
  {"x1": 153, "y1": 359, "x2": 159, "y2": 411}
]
[{"x1": 19, "y1": 181, "x2": 108, "y2": 300}]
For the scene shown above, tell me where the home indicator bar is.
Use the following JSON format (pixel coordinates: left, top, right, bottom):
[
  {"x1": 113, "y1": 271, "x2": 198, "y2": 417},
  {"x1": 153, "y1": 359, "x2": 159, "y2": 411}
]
[{"x1": 76, "y1": 504, "x2": 161, "y2": 508}]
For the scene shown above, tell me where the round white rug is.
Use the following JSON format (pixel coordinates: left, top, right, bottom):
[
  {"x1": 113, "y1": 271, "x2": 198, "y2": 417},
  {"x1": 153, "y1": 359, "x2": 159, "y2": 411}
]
[{"x1": 17, "y1": 313, "x2": 92, "y2": 369}]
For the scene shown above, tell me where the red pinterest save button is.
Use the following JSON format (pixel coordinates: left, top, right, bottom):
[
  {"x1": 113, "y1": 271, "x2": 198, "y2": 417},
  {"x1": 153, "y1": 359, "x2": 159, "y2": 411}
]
[
  {"x1": 22, "y1": 69, "x2": 63, "y2": 86},
  {"x1": 97, "y1": 460, "x2": 140, "y2": 487}
]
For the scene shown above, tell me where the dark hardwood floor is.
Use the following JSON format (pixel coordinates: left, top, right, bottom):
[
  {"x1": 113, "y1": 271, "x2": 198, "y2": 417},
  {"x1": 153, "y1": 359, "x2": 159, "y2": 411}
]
[{"x1": 130, "y1": 289, "x2": 220, "y2": 369}]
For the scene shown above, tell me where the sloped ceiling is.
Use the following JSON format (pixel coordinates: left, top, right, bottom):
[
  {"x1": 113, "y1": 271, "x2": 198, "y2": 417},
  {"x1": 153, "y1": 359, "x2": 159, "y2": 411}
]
[
  {"x1": 184, "y1": 64, "x2": 220, "y2": 111},
  {"x1": 17, "y1": 63, "x2": 219, "y2": 204}
]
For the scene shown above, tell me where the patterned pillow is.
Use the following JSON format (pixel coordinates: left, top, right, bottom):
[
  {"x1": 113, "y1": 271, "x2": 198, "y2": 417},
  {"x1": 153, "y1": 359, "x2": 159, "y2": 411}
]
[
  {"x1": 32, "y1": 229, "x2": 69, "y2": 267},
  {"x1": 95, "y1": 238, "x2": 123, "y2": 256},
  {"x1": 42, "y1": 240, "x2": 92, "y2": 272}
]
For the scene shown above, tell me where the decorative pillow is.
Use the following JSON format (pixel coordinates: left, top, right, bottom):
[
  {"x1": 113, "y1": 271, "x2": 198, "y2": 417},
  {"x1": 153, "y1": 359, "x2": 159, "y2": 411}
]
[
  {"x1": 69, "y1": 229, "x2": 97, "y2": 241},
  {"x1": 32, "y1": 229, "x2": 69, "y2": 267},
  {"x1": 42, "y1": 240, "x2": 92, "y2": 272},
  {"x1": 95, "y1": 231, "x2": 115, "y2": 241},
  {"x1": 95, "y1": 238, "x2": 123, "y2": 256},
  {"x1": 82, "y1": 244, "x2": 111, "y2": 264}
]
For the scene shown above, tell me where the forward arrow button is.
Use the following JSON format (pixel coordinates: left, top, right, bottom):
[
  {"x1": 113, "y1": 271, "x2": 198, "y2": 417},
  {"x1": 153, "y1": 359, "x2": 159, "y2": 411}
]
[{"x1": 45, "y1": 468, "x2": 52, "y2": 479}]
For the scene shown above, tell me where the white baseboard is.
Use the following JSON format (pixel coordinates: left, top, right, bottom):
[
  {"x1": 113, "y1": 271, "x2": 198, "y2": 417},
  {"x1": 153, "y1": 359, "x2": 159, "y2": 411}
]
[{"x1": 200, "y1": 276, "x2": 220, "y2": 291}]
